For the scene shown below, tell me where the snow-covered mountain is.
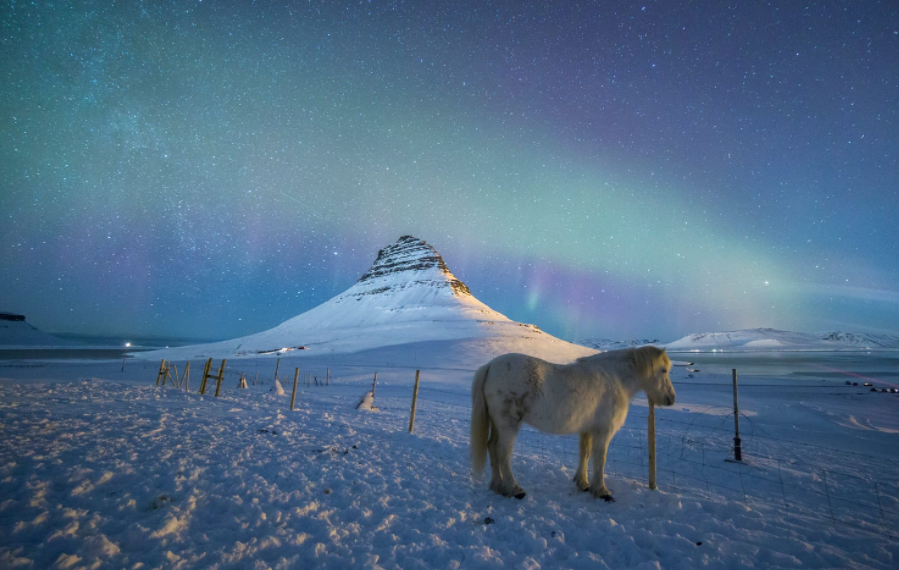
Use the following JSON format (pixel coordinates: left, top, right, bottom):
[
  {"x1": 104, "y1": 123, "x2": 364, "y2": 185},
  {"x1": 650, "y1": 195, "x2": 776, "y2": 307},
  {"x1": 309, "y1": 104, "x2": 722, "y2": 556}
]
[
  {"x1": 144, "y1": 236, "x2": 595, "y2": 362},
  {"x1": 664, "y1": 328, "x2": 899, "y2": 352},
  {"x1": 0, "y1": 312, "x2": 76, "y2": 347}
]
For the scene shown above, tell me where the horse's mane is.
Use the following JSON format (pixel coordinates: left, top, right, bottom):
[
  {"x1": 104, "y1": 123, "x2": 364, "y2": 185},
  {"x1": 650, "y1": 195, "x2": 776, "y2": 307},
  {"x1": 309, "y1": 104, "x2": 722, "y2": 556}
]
[{"x1": 577, "y1": 346, "x2": 667, "y2": 376}]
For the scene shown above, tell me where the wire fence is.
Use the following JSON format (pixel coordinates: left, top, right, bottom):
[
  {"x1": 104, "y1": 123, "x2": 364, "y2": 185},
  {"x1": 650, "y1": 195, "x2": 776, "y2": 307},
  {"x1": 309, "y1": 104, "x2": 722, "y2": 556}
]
[{"x1": 149, "y1": 358, "x2": 899, "y2": 541}]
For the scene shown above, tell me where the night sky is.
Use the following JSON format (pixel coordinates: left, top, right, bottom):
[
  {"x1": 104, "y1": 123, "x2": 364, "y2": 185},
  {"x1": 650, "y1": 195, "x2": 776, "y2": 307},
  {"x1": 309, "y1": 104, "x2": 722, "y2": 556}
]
[{"x1": 1, "y1": 1, "x2": 897, "y2": 343}]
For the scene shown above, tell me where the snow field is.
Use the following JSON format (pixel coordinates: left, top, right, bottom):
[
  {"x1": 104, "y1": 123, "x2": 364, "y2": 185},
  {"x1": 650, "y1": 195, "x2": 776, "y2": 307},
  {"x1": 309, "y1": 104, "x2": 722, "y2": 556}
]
[{"x1": 1, "y1": 357, "x2": 898, "y2": 569}]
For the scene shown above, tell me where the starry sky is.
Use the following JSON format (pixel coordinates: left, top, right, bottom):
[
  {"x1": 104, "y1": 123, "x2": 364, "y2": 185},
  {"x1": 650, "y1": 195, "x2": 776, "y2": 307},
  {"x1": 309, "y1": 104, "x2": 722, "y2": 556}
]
[{"x1": 1, "y1": 1, "x2": 898, "y2": 344}]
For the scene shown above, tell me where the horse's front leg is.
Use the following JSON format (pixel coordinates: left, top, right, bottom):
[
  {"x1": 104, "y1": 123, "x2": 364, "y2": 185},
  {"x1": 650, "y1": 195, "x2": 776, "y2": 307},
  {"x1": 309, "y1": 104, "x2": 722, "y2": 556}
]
[
  {"x1": 588, "y1": 430, "x2": 615, "y2": 501},
  {"x1": 573, "y1": 432, "x2": 592, "y2": 491}
]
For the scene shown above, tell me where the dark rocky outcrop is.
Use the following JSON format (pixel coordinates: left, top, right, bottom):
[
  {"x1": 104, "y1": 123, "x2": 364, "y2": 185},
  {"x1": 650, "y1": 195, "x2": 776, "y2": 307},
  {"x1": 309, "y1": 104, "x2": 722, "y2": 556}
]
[{"x1": 354, "y1": 236, "x2": 472, "y2": 297}]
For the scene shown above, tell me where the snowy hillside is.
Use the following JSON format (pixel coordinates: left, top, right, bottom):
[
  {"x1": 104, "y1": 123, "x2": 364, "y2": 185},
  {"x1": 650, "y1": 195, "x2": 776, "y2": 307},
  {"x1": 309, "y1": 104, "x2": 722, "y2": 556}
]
[
  {"x1": 0, "y1": 312, "x2": 75, "y2": 347},
  {"x1": 144, "y1": 236, "x2": 596, "y2": 363},
  {"x1": 665, "y1": 328, "x2": 899, "y2": 351}
]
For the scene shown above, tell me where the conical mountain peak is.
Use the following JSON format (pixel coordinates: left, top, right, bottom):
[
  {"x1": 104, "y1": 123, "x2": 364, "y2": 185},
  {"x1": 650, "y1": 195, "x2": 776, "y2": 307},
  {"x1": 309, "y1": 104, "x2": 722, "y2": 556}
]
[{"x1": 353, "y1": 236, "x2": 471, "y2": 297}]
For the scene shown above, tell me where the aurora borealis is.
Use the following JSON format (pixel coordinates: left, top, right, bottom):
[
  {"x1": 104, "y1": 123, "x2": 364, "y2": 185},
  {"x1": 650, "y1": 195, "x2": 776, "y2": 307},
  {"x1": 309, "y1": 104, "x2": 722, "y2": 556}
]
[{"x1": 1, "y1": 1, "x2": 897, "y2": 343}]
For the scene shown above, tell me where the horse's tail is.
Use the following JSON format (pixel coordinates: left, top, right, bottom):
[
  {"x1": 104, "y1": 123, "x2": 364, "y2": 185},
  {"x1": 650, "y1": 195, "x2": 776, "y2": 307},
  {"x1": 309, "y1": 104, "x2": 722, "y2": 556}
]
[{"x1": 470, "y1": 363, "x2": 491, "y2": 479}]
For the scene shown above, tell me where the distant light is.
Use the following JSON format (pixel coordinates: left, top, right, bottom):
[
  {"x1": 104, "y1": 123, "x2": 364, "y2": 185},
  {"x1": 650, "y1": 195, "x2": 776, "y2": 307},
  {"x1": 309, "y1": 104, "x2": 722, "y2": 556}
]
[
  {"x1": 125, "y1": 342, "x2": 131, "y2": 347},
  {"x1": 764, "y1": 281, "x2": 770, "y2": 286}
]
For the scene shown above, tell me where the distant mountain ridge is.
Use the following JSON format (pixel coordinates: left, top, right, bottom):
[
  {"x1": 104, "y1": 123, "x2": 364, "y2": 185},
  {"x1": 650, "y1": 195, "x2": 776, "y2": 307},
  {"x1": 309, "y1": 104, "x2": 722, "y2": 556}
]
[
  {"x1": 663, "y1": 328, "x2": 899, "y2": 351},
  {"x1": 576, "y1": 338, "x2": 662, "y2": 351},
  {"x1": 0, "y1": 312, "x2": 76, "y2": 347}
]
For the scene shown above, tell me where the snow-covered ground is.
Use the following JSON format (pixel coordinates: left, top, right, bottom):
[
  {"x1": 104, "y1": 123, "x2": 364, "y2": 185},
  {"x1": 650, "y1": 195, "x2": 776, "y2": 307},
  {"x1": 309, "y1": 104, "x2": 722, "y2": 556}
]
[{"x1": 2, "y1": 341, "x2": 898, "y2": 569}]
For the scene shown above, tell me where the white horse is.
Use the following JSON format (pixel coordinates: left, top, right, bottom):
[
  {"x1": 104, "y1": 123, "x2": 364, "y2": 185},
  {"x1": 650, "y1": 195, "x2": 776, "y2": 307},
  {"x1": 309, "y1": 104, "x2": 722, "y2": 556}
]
[{"x1": 470, "y1": 346, "x2": 675, "y2": 501}]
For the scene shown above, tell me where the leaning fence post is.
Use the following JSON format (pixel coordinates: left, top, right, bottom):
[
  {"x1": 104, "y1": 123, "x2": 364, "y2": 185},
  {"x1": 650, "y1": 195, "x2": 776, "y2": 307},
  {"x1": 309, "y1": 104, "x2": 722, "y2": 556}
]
[
  {"x1": 648, "y1": 398, "x2": 657, "y2": 490},
  {"x1": 408, "y1": 370, "x2": 421, "y2": 433},
  {"x1": 214, "y1": 359, "x2": 226, "y2": 397},
  {"x1": 290, "y1": 368, "x2": 299, "y2": 411},
  {"x1": 182, "y1": 361, "x2": 190, "y2": 392},
  {"x1": 371, "y1": 372, "x2": 378, "y2": 398},
  {"x1": 199, "y1": 358, "x2": 212, "y2": 395},
  {"x1": 326, "y1": 367, "x2": 330, "y2": 386},
  {"x1": 156, "y1": 359, "x2": 167, "y2": 385},
  {"x1": 273, "y1": 358, "x2": 281, "y2": 382},
  {"x1": 732, "y1": 369, "x2": 743, "y2": 462}
]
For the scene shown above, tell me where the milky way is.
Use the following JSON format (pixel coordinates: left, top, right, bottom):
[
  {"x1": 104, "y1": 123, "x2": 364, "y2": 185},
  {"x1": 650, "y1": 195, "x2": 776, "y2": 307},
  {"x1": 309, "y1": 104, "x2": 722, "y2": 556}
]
[{"x1": 1, "y1": 1, "x2": 897, "y2": 342}]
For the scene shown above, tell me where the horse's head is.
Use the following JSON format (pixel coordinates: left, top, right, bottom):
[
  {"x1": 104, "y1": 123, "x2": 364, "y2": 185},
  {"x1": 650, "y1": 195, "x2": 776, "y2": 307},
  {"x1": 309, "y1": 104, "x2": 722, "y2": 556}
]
[{"x1": 632, "y1": 346, "x2": 676, "y2": 406}]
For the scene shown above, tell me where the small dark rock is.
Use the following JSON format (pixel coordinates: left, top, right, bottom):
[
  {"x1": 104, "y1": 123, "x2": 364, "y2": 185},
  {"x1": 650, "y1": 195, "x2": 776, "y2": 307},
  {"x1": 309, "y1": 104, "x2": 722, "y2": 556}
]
[
  {"x1": 484, "y1": 517, "x2": 495, "y2": 525},
  {"x1": 696, "y1": 541, "x2": 703, "y2": 546}
]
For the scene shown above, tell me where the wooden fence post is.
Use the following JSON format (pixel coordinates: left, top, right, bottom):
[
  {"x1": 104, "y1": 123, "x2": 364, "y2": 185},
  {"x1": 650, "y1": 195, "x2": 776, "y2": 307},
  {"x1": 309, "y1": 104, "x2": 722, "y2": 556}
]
[
  {"x1": 274, "y1": 358, "x2": 281, "y2": 382},
  {"x1": 182, "y1": 361, "x2": 191, "y2": 392},
  {"x1": 290, "y1": 368, "x2": 299, "y2": 411},
  {"x1": 214, "y1": 359, "x2": 226, "y2": 397},
  {"x1": 199, "y1": 358, "x2": 212, "y2": 395},
  {"x1": 156, "y1": 359, "x2": 167, "y2": 385},
  {"x1": 371, "y1": 372, "x2": 378, "y2": 397},
  {"x1": 254, "y1": 371, "x2": 258, "y2": 387},
  {"x1": 732, "y1": 369, "x2": 743, "y2": 462},
  {"x1": 408, "y1": 370, "x2": 421, "y2": 433},
  {"x1": 648, "y1": 398, "x2": 657, "y2": 490},
  {"x1": 326, "y1": 367, "x2": 330, "y2": 386}
]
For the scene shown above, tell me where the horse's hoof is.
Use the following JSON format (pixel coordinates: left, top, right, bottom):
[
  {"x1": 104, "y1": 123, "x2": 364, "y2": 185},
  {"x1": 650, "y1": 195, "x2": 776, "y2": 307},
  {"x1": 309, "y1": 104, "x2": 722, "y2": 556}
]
[
  {"x1": 601, "y1": 494, "x2": 615, "y2": 503},
  {"x1": 514, "y1": 491, "x2": 527, "y2": 500}
]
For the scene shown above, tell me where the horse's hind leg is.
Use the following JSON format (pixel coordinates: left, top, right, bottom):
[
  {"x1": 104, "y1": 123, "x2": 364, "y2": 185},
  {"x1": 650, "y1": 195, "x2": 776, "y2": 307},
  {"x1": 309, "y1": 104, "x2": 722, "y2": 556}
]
[
  {"x1": 574, "y1": 432, "x2": 592, "y2": 491},
  {"x1": 487, "y1": 420, "x2": 502, "y2": 493},
  {"x1": 492, "y1": 421, "x2": 526, "y2": 499},
  {"x1": 588, "y1": 430, "x2": 615, "y2": 501}
]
